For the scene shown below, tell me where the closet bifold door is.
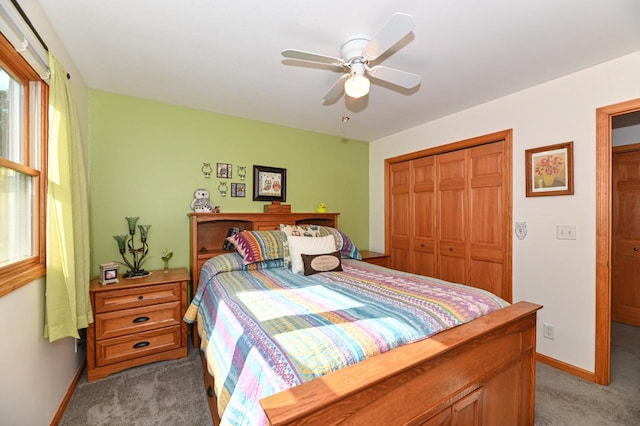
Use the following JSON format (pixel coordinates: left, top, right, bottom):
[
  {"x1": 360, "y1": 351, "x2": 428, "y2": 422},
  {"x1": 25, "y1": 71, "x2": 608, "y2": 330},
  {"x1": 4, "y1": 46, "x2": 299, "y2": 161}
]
[
  {"x1": 468, "y1": 141, "x2": 507, "y2": 298},
  {"x1": 436, "y1": 150, "x2": 468, "y2": 285},
  {"x1": 411, "y1": 156, "x2": 436, "y2": 277},
  {"x1": 389, "y1": 161, "x2": 411, "y2": 272}
]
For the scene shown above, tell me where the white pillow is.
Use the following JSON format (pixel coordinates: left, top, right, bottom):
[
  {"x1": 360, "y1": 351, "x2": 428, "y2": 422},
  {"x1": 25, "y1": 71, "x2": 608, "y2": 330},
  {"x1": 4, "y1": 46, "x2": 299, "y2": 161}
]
[{"x1": 288, "y1": 235, "x2": 336, "y2": 274}]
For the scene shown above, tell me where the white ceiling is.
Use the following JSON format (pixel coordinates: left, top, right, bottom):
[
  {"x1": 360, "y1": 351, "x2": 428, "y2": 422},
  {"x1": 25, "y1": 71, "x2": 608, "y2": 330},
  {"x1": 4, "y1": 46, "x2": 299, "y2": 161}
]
[{"x1": 37, "y1": 0, "x2": 640, "y2": 142}]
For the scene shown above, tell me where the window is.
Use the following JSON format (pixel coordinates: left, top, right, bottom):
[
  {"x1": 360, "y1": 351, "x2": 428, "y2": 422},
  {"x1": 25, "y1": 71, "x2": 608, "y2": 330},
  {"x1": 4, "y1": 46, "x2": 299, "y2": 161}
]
[{"x1": 0, "y1": 32, "x2": 48, "y2": 297}]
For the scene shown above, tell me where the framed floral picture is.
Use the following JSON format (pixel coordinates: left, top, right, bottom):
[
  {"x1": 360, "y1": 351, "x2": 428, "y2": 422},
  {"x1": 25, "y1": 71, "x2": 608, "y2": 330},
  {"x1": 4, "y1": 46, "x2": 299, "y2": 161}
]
[
  {"x1": 253, "y1": 165, "x2": 286, "y2": 202},
  {"x1": 525, "y1": 141, "x2": 574, "y2": 197}
]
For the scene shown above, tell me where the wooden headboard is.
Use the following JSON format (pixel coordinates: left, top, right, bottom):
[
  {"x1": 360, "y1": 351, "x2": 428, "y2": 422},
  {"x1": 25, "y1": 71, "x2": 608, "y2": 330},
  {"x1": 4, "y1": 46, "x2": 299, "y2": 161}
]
[{"x1": 188, "y1": 212, "x2": 339, "y2": 291}]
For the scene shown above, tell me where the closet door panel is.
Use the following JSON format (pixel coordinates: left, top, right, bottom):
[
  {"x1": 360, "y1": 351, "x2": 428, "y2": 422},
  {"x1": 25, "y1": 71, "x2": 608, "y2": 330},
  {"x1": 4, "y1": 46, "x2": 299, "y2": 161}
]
[
  {"x1": 469, "y1": 259, "x2": 503, "y2": 297},
  {"x1": 390, "y1": 162, "x2": 411, "y2": 272},
  {"x1": 412, "y1": 156, "x2": 436, "y2": 276},
  {"x1": 438, "y1": 151, "x2": 468, "y2": 283},
  {"x1": 439, "y1": 242, "x2": 466, "y2": 284},
  {"x1": 469, "y1": 142, "x2": 506, "y2": 298},
  {"x1": 413, "y1": 242, "x2": 435, "y2": 277}
]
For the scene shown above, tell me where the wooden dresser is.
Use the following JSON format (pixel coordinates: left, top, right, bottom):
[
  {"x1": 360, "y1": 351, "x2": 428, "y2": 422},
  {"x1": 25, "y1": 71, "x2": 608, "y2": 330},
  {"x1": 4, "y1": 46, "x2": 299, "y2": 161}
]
[{"x1": 86, "y1": 268, "x2": 190, "y2": 382}]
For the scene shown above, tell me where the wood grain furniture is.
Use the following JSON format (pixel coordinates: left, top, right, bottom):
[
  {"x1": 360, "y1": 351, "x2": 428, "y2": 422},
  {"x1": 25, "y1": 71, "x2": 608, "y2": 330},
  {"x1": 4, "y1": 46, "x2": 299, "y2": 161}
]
[
  {"x1": 261, "y1": 301, "x2": 540, "y2": 425},
  {"x1": 359, "y1": 250, "x2": 389, "y2": 267},
  {"x1": 188, "y1": 211, "x2": 540, "y2": 425},
  {"x1": 612, "y1": 144, "x2": 640, "y2": 327},
  {"x1": 386, "y1": 130, "x2": 512, "y2": 301},
  {"x1": 86, "y1": 268, "x2": 189, "y2": 382},
  {"x1": 188, "y1": 212, "x2": 339, "y2": 289}
]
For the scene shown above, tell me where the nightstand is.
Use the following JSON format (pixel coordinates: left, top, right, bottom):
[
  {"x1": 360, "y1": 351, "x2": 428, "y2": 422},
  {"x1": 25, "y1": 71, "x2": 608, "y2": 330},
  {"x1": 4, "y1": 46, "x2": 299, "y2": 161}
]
[
  {"x1": 86, "y1": 268, "x2": 190, "y2": 382},
  {"x1": 360, "y1": 250, "x2": 389, "y2": 267}
]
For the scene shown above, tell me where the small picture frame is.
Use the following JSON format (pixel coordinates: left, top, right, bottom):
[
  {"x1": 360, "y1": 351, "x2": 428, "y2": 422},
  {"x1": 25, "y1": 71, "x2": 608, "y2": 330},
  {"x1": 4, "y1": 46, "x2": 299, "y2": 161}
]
[
  {"x1": 253, "y1": 165, "x2": 287, "y2": 202},
  {"x1": 525, "y1": 141, "x2": 574, "y2": 197},
  {"x1": 216, "y1": 163, "x2": 232, "y2": 179},
  {"x1": 231, "y1": 182, "x2": 246, "y2": 197},
  {"x1": 99, "y1": 262, "x2": 119, "y2": 285}
]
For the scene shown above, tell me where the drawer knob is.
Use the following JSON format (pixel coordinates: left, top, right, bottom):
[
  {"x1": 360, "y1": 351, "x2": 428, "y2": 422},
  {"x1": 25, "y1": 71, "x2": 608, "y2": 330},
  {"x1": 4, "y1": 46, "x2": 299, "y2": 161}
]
[
  {"x1": 133, "y1": 341, "x2": 150, "y2": 349},
  {"x1": 449, "y1": 247, "x2": 454, "y2": 251},
  {"x1": 634, "y1": 247, "x2": 639, "y2": 252},
  {"x1": 138, "y1": 295, "x2": 144, "y2": 300},
  {"x1": 133, "y1": 316, "x2": 150, "y2": 323},
  {"x1": 207, "y1": 386, "x2": 214, "y2": 398}
]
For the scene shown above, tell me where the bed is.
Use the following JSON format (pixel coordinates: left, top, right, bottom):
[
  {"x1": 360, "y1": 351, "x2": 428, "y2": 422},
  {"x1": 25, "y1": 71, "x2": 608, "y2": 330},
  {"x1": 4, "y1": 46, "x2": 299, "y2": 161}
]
[{"x1": 185, "y1": 223, "x2": 541, "y2": 425}]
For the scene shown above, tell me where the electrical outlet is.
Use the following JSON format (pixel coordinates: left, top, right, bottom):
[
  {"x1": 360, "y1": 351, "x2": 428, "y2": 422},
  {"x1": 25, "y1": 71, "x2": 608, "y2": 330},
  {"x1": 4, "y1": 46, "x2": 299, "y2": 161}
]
[{"x1": 543, "y1": 323, "x2": 555, "y2": 340}]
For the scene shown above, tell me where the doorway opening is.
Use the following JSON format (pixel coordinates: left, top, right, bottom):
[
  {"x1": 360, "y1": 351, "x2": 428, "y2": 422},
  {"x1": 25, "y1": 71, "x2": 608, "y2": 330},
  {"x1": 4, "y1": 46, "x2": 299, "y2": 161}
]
[{"x1": 595, "y1": 97, "x2": 640, "y2": 385}]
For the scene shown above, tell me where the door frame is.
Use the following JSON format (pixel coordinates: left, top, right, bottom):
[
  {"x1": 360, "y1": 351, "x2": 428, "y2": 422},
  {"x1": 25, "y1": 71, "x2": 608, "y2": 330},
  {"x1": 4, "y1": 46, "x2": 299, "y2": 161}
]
[{"x1": 595, "y1": 97, "x2": 640, "y2": 385}]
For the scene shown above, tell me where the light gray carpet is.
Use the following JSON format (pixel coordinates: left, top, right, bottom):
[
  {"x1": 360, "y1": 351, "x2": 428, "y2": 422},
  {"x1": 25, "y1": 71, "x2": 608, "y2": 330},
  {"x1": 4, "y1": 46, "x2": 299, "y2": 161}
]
[
  {"x1": 61, "y1": 323, "x2": 639, "y2": 425},
  {"x1": 59, "y1": 347, "x2": 212, "y2": 425},
  {"x1": 535, "y1": 322, "x2": 640, "y2": 425}
]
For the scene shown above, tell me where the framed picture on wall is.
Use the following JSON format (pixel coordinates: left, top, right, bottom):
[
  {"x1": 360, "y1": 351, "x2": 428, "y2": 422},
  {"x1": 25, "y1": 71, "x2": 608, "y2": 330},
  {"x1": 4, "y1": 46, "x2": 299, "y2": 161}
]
[
  {"x1": 217, "y1": 163, "x2": 232, "y2": 178},
  {"x1": 231, "y1": 183, "x2": 246, "y2": 197},
  {"x1": 525, "y1": 141, "x2": 574, "y2": 197},
  {"x1": 253, "y1": 165, "x2": 286, "y2": 202}
]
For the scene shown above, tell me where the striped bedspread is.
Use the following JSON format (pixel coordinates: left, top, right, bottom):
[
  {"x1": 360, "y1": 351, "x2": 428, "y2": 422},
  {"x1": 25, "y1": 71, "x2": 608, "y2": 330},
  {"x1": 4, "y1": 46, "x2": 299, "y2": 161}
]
[{"x1": 184, "y1": 253, "x2": 508, "y2": 426}]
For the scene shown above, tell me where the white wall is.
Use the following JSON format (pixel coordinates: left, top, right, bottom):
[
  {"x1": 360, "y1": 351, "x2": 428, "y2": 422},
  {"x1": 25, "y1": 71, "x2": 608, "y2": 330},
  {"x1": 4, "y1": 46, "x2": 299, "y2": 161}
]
[
  {"x1": 369, "y1": 51, "x2": 640, "y2": 373},
  {"x1": 0, "y1": 1, "x2": 90, "y2": 424}
]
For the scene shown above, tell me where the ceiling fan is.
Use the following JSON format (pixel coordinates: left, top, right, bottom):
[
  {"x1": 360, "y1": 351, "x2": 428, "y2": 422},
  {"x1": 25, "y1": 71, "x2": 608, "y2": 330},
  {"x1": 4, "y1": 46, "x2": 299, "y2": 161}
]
[{"x1": 281, "y1": 13, "x2": 421, "y2": 101}]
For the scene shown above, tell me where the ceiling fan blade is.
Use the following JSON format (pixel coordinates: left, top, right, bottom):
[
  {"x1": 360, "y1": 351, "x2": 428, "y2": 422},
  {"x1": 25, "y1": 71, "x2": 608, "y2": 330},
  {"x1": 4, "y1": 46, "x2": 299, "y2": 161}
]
[
  {"x1": 323, "y1": 74, "x2": 349, "y2": 101},
  {"x1": 368, "y1": 65, "x2": 421, "y2": 89},
  {"x1": 281, "y1": 49, "x2": 344, "y2": 66},
  {"x1": 363, "y1": 13, "x2": 415, "y2": 61}
]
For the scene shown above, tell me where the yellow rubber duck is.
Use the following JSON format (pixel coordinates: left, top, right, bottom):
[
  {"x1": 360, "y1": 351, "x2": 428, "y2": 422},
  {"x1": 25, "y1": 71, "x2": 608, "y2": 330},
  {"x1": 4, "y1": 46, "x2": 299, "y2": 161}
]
[{"x1": 315, "y1": 202, "x2": 327, "y2": 213}]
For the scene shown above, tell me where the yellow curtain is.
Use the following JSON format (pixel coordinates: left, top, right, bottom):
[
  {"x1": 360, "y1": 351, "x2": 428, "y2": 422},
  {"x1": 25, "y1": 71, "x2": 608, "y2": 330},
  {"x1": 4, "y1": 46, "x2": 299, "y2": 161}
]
[{"x1": 44, "y1": 53, "x2": 92, "y2": 342}]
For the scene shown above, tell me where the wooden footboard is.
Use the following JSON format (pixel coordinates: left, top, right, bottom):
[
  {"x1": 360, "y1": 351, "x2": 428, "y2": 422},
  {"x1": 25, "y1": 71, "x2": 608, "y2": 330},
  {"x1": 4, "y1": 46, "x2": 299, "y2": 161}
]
[
  {"x1": 198, "y1": 301, "x2": 540, "y2": 425},
  {"x1": 259, "y1": 301, "x2": 541, "y2": 425}
]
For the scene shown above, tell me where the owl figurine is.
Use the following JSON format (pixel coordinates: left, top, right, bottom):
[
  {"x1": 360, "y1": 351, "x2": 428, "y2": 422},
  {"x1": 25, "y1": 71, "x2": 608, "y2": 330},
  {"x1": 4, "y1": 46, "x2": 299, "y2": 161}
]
[{"x1": 190, "y1": 188, "x2": 214, "y2": 213}]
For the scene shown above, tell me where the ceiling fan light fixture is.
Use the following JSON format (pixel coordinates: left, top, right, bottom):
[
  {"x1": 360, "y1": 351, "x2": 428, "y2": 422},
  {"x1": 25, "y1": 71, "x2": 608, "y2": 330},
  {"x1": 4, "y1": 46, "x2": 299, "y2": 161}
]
[{"x1": 344, "y1": 73, "x2": 370, "y2": 98}]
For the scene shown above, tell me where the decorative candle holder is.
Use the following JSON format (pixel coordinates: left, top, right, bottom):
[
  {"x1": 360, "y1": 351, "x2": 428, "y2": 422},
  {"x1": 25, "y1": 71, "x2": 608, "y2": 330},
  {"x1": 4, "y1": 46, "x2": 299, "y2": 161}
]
[
  {"x1": 201, "y1": 162, "x2": 213, "y2": 178},
  {"x1": 218, "y1": 181, "x2": 228, "y2": 197},
  {"x1": 113, "y1": 216, "x2": 151, "y2": 278},
  {"x1": 237, "y1": 165, "x2": 246, "y2": 181}
]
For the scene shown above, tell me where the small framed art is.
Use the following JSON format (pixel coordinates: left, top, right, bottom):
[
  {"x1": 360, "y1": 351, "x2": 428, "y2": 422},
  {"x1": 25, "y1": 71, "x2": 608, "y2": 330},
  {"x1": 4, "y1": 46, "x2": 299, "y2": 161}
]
[
  {"x1": 525, "y1": 141, "x2": 574, "y2": 197},
  {"x1": 216, "y1": 163, "x2": 232, "y2": 178},
  {"x1": 231, "y1": 182, "x2": 246, "y2": 197},
  {"x1": 253, "y1": 165, "x2": 287, "y2": 202},
  {"x1": 99, "y1": 262, "x2": 119, "y2": 285}
]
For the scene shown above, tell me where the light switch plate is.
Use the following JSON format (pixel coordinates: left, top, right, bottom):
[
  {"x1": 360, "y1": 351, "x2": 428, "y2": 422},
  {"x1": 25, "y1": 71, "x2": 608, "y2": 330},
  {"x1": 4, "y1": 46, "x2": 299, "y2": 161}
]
[{"x1": 556, "y1": 225, "x2": 576, "y2": 240}]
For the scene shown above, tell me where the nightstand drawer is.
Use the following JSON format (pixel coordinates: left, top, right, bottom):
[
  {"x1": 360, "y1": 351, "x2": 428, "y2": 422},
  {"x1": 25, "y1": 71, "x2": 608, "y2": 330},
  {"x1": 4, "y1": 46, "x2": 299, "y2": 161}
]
[
  {"x1": 96, "y1": 326, "x2": 182, "y2": 367},
  {"x1": 94, "y1": 283, "x2": 181, "y2": 313},
  {"x1": 95, "y1": 301, "x2": 181, "y2": 340}
]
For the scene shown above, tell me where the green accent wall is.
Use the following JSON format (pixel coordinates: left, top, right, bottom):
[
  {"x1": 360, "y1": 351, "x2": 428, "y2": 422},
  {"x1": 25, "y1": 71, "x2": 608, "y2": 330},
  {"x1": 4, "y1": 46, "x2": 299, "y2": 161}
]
[{"x1": 89, "y1": 90, "x2": 369, "y2": 277}]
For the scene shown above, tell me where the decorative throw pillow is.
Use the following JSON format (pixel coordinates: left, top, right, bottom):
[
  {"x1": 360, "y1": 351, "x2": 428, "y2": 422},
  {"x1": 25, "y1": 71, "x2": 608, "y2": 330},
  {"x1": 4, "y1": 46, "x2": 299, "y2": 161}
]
[
  {"x1": 280, "y1": 224, "x2": 322, "y2": 266},
  {"x1": 287, "y1": 235, "x2": 336, "y2": 274},
  {"x1": 280, "y1": 224, "x2": 322, "y2": 238},
  {"x1": 319, "y1": 226, "x2": 362, "y2": 260},
  {"x1": 301, "y1": 251, "x2": 342, "y2": 276},
  {"x1": 226, "y1": 230, "x2": 285, "y2": 265}
]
